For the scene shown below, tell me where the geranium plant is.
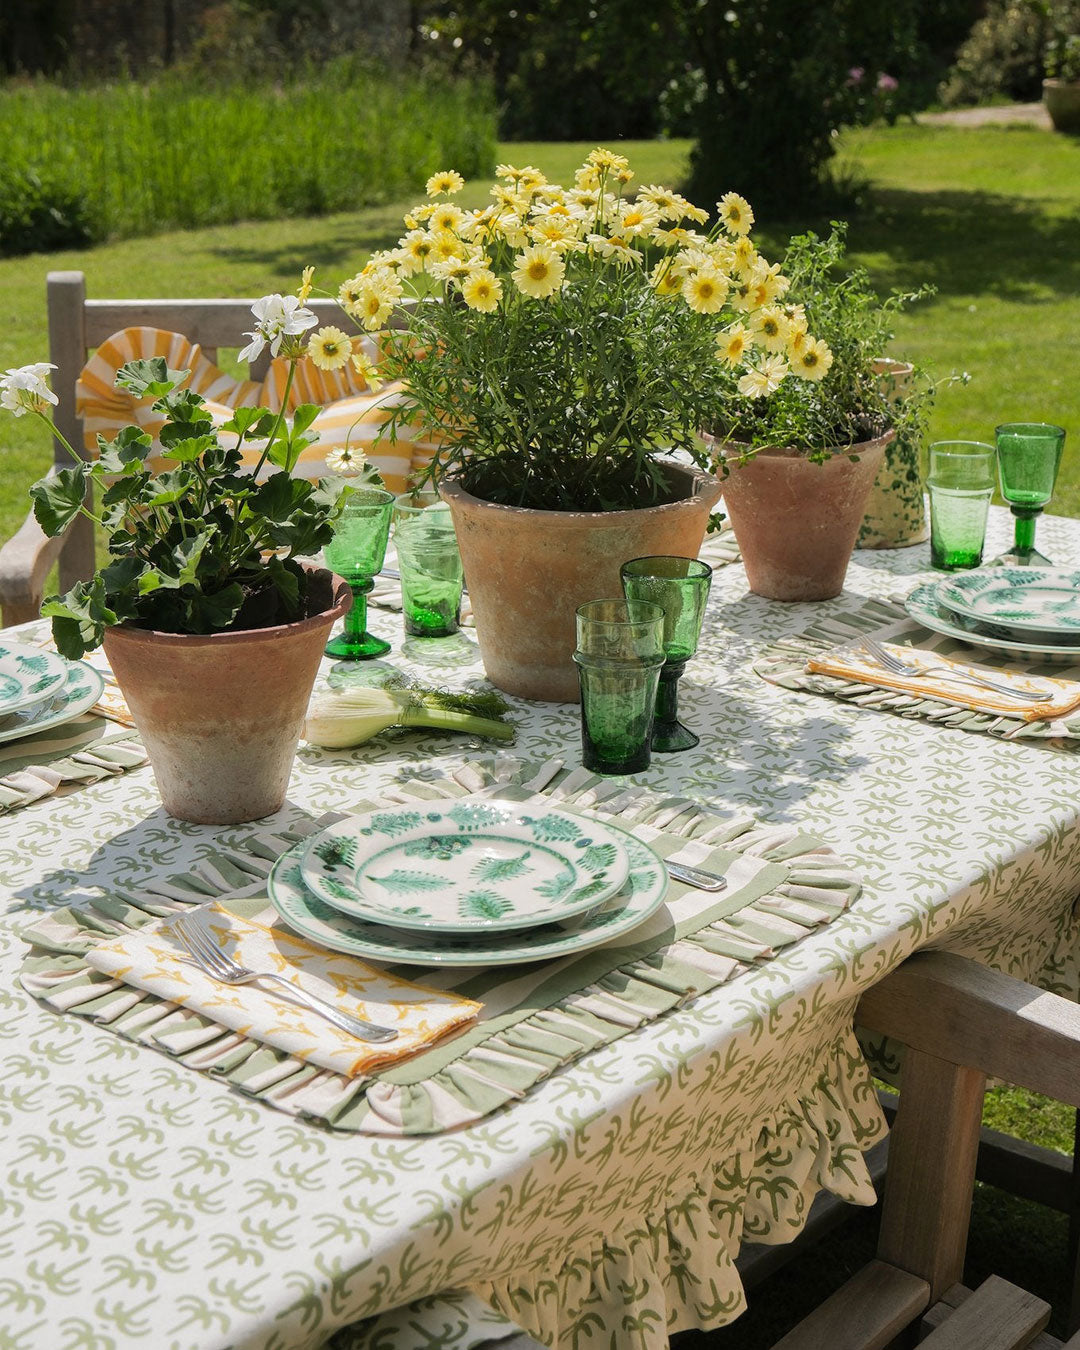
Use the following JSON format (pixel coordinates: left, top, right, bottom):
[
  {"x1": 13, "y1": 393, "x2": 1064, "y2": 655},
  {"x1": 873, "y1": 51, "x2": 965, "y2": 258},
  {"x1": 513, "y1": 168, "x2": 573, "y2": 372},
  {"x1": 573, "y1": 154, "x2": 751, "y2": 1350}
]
[
  {"x1": 3, "y1": 277, "x2": 359, "y2": 660},
  {"x1": 306, "y1": 149, "x2": 832, "y2": 513}
]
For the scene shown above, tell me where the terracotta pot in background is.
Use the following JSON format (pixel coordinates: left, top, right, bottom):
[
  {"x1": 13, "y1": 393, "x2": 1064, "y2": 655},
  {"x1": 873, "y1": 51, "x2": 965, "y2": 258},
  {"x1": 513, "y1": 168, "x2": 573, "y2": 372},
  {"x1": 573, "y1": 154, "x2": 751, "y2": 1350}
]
[
  {"x1": 104, "y1": 569, "x2": 350, "y2": 824},
  {"x1": 440, "y1": 461, "x2": 722, "y2": 702},
  {"x1": 857, "y1": 358, "x2": 928, "y2": 550},
  {"x1": 719, "y1": 434, "x2": 892, "y2": 602},
  {"x1": 1044, "y1": 79, "x2": 1080, "y2": 134}
]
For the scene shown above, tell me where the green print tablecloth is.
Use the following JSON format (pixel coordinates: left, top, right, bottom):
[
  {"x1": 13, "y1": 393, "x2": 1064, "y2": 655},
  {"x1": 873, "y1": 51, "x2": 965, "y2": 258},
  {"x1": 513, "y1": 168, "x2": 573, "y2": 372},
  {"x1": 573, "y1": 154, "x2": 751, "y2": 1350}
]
[{"x1": 4, "y1": 507, "x2": 1080, "y2": 1350}]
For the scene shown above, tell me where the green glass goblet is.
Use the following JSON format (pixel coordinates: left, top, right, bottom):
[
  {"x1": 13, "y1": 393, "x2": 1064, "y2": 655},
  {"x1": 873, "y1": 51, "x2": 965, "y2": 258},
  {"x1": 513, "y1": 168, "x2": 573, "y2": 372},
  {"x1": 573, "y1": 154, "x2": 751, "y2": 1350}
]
[
  {"x1": 573, "y1": 599, "x2": 666, "y2": 776},
  {"x1": 620, "y1": 556, "x2": 713, "y2": 753},
  {"x1": 993, "y1": 423, "x2": 1067, "y2": 567},
  {"x1": 323, "y1": 487, "x2": 394, "y2": 660}
]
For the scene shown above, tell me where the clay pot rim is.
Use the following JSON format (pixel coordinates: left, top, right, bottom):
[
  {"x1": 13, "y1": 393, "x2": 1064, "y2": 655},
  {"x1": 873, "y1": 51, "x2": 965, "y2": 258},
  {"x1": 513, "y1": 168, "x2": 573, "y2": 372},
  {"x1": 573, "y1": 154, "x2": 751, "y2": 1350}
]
[
  {"x1": 439, "y1": 458, "x2": 722, "y2": 524},
  {"x1": 103, "y1": 567, "x2": 351, "y2": 649},
  {"x1": 872, "y1": 357, "x2": 915, "y2": 376},
  {"x1": 710, "y1": 429, "x2": 895, "y2": 464}
]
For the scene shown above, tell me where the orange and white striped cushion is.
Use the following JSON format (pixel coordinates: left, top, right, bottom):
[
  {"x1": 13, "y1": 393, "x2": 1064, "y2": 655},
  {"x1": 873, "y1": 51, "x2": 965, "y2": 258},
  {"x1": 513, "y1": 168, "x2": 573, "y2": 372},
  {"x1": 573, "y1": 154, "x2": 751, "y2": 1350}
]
[{"x1": 75, "y1": 327, "x2": 443, "y2": 494}]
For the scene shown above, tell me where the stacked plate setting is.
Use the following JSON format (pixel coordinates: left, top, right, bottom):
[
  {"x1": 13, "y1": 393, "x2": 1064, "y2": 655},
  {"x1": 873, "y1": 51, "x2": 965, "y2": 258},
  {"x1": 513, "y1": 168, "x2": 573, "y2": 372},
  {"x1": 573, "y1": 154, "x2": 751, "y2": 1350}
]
[
  {"x1": 268, "y1": 798, "x2": 670, "y2": 967},
  {"x1": 0, "y1": 640, "x2": 106, "y2": 744},
  {"x1": 905, "y1": 568, "x2": 1080, "y2": 663}
]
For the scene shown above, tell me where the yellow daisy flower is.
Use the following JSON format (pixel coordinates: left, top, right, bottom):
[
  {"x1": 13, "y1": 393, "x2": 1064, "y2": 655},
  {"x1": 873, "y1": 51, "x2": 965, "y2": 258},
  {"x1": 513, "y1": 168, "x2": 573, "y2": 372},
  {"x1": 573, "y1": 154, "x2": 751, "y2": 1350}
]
[
  {"x1": 587, "y1": 233, "x2": 640, "y2": 266},
  {"x1": 737, "y1": 354, "x2": 788, "y2": 398},
  {"x1": 748, "y1": 305, "x2": 789, "y2": 353},
  {"x1": 462, "y1": 269, "x2": 504, "y2": 313},
  {"x1": 351, "y1": 350, "x2": 383, "y2": 390},
  {"x1": 638, "y1": 184, "x2": 680, "y2": 216},
  {"x1": 432, "y1": 256, "x2": 483, "y2": 284},
  {"x1": 495, "y1": 162, "x2": 521, "y2": 180},
  {"x1": 613, "y1": 166, "x2": 635, "y2": 185},
  {"x1": 718, "y1": 192, "x2": 755, "y2": 236},
  {"x1": 587, "y1": 147, "x2": 630, "y2": 171},
  {"x1": 426, "y1": 169, "x2": 465, "y2": 196},
  {"x1": 716, "y1": 324, "x2": 750, "y2": 366},
  {"x1": 731, "y1": 236, "x2": 759, "y2": 277},
  {"x1": 683, "y1": 267, "x2": 728, "y2": 314},
  {"x1": 429, "y1": 203, "x2": 464, "y2": 234},
  {"x1": 512, "y1": 243, "x2": 566, "y2": 299},
  {"x1": 529, "y1": 215, "x2": 585, "y2": 250},
  {"x1": 575, "y1": 165, "x2": 601, "y2": 190},
  {"x1": 297, "y1": 265, "x2": 315, "y2": 304},
  {"x1": 517, "y1": 167, "x2": 547, "y2": 192},
  {"x1": 652, "y1": 225, "x2": 707, "y2": 249},
  {"x1": 399, "y1": 230, "x2": 436, "y2": 275},
  {"x1": 791, "y1": 338, "x2": 834, "y2": 381},
  {"x1": 617, "y1": 200, "x2": 661, "y2": 237},
  {"x1": 307, "y1": 326, "x2": 353, "y2": 371},
  {"x1": 338, "y1": 274, "x2": 366, "y2": 317},
  {"x1": 429, "y1": 230, "x2": 464, "y2": 264},
  {"x1": 649, "y1": 261, "x2": 684, "y2": 298}
]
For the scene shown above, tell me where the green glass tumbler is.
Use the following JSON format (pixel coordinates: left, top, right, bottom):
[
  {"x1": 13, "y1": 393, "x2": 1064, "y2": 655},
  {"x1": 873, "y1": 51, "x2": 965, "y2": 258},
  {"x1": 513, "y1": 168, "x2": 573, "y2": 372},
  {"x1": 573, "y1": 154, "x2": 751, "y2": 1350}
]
[
  {"x1": 620, "y1": 555, "x2": 713, "y2": 753},
  {"x1": 324, "y1": 487, "x2": 394, "y2": 660},
  {"x1": 393, "y1": 491, "x2": 463, "y2": 638},
  {"x1": 573, "y1": 599, "x2": 666, "y2": 776},
  {"x1": 994, "y1": 422, "x2": 1067, "y2": 567},
  {"x1": 927, "y1": 441, "x2": 995, "y2": 571}
]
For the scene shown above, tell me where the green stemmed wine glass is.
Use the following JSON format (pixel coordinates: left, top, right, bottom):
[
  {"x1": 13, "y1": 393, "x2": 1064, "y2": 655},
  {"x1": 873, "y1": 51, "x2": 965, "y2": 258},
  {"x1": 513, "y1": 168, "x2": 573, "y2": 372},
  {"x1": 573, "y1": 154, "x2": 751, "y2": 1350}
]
[
  {"x1": 993, "y1": 423, "x2": 1067, "y2": 567},
  {"x1": 323, "y1": 488, "x2": 394, "y2": 660},
  {"x1": 620, "y1": 555, "x2": 713, "y2": 753}
]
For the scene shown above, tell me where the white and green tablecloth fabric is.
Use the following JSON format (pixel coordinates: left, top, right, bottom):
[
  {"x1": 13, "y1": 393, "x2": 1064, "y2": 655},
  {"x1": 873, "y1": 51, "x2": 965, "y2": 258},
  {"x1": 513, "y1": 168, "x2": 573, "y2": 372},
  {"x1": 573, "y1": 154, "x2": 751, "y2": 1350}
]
[
  {"x1": 4, "y1": 506, "x2": 1080, "y2": 1350},
  {"x1": 19, "y1": 761, "x2": 863, "y2": 1135},
  {"x1": 0, "y1": 714, "x2": 145, "y2": 811}
]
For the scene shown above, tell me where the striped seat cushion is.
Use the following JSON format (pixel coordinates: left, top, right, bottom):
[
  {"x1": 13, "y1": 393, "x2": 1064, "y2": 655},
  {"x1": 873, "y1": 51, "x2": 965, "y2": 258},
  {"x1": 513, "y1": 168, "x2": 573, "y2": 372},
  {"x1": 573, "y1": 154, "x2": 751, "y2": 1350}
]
[{"x1": 76, "y1": 327, "x2": 442, "y2": 493}]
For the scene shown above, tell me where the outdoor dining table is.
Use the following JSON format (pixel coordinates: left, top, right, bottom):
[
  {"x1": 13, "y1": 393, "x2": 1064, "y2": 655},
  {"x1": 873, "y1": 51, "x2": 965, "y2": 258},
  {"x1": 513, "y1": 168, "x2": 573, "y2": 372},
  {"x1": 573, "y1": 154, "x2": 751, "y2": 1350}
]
[{"x1": 4, "y1": 506, "x2": 1080, "y2": 1350}]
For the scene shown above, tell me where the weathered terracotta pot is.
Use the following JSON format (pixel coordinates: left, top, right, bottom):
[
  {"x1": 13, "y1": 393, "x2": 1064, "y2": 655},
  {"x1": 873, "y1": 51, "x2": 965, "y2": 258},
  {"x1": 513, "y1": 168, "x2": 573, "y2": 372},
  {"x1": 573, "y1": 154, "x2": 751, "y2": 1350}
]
[
  {"x1": 440, "y1": 462, "x2": 722, "y2": 702},
  {"x1": 858, "y1": 359, "x2": 927, "y2": 550},
  {"x1": 719, "y1": 434, "x2": 892, "y2": 602},
  {"x1": 1044, "y1": 79, "x2": 1080, "y2": 134},
  {"x1": 103, "y1": 569, "x2": 350, "y2": 824}
]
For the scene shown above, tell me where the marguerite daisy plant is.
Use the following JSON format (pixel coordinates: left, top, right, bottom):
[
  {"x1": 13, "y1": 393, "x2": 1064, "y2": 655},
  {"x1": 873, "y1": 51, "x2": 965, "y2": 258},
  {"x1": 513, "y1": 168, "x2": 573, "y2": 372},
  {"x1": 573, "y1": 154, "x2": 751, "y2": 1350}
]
[{"x1": 328, "y1": 149, "x2": 838, "y2": 512}]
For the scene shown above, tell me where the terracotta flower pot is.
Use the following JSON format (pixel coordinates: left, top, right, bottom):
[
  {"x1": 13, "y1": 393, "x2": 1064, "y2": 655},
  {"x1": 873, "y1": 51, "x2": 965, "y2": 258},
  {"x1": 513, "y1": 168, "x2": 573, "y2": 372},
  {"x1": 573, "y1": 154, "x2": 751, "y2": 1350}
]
[
  {"x1": 103, "y1": 569, "x2": 351, "y2": 824},
  {"x1": 719, "y1": 434, "x2": 892, "y2": 601},
  {"x1": 1044, "y1": 79, "x2": 1080, "y2": 134},
  {"x1": 439, "y1": 461, "x2": 722, "y2": 702},
  {"x1": 858, "y1": 359, "x2": 928, "y2": 550}
]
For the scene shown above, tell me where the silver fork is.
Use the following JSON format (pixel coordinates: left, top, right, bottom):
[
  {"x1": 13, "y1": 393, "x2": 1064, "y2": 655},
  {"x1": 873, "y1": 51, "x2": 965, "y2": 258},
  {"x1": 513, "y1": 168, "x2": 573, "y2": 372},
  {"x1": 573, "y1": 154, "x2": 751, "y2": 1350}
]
[
  {"x1": 171, "y1": 911, "x2": 398, "y2": 1043},
  {"x1": 860, "y1": 637, "x2": 1045, "y2": 702}
]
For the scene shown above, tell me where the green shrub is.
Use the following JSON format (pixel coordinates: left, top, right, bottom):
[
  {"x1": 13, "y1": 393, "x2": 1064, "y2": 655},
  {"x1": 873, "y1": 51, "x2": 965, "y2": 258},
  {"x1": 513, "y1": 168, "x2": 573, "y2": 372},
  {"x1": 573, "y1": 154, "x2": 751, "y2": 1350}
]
[
  {"x1": 0, "y1": 61, "x2": 495, "y2": 250},
  {"x1": 940, "y1": 0, "x2": 1052, "y2": 106},
  {"x1": 0, "y1": 167, "x2": 94, "y2": 257}
]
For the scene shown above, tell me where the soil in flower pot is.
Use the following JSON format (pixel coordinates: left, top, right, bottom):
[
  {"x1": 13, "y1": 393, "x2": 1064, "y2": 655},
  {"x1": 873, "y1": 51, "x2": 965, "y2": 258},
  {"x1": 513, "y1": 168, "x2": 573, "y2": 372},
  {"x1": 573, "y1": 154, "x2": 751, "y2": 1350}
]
[
  {"x1": 440, "y1": 460, "x2": 722, "y2": 703},
  {"x1": 104, "y1": 568, "x2": 351, "y2": 825},
  {"x1": 720, "y1": 434, "x2": 891, "y2": 602}
]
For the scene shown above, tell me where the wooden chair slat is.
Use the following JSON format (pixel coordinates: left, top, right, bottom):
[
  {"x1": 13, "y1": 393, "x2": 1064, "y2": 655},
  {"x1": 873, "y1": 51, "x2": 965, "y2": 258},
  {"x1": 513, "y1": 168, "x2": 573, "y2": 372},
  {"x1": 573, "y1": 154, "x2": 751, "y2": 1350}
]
[
  {"x1": 919, "y1": 1275, "x2": 1050, "y2": 1349},
  {"x1": 770, "y1": 1260, "x2": 930, "y2": 1350}
]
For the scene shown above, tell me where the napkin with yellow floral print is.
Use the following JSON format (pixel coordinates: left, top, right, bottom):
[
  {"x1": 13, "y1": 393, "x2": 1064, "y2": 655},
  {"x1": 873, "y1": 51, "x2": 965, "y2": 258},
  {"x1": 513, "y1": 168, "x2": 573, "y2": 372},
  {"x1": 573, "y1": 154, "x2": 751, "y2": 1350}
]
[
  {"x1": 806, "y1": 640, "x2": 1080, "y2": 724},
  {"x1": 84, "y1": 901, "x2": 481, "y2": 1077}
]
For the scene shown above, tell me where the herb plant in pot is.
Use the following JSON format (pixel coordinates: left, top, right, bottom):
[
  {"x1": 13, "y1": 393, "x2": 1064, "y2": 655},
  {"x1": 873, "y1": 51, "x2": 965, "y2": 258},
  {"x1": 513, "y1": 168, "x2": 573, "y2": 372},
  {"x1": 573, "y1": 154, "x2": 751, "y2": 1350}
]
[
  {"x1": 704, "y1": 225, "x2": 930, "y2": 601},
  {"x1": 330, "y1": 152, "x2": 833, "y2": 701},
  {"x1": 5, "y1": 286, "x2": 353, "y2": 824}
]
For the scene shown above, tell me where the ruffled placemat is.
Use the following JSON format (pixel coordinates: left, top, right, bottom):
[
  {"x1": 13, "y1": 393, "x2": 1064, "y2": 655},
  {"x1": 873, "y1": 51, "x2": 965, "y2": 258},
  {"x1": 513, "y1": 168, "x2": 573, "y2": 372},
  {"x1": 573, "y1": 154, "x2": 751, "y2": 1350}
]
[
  {"x1": 18, "y1": 758, "x2": 860, "y2": 1136},
  {"x1": 755, "y1": 597, "x2": 1080, "y2": 749},
  {"x1": 0, "y1": 715, "x2": 146, "y2": 813}
]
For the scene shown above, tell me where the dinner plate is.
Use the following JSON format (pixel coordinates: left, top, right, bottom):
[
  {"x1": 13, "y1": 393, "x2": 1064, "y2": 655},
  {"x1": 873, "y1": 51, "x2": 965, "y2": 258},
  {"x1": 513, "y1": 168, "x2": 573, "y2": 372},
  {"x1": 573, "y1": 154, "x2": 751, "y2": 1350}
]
[
  {"x1": 937, "y1": 569, "x2": 1080, "y2": 640},
  {"x1": 269, "y1": 829, "x2": 669, "y2": 967},
  {"x1": 0, "y1": 659, "x2": 105, "y2": 745},
  {"x1": 904, "y1": 582, "x2": 1080, "y2": 665},
  {"x1": 300, "y1": 800, "x2": 632, "y2": 933},
  {"x1": 0, "y1": 642, "x2": 71, "y2": 717}
]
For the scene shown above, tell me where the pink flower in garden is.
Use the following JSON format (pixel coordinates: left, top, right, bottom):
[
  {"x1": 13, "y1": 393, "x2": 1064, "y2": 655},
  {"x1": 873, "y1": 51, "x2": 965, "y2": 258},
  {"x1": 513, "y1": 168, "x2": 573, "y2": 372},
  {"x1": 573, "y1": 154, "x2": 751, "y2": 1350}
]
[
  {"x1": 877, "y1": 73, "x2": 899, "y2": 91},
  {"x1": 846, "y1": 67, "x2": 865, "y2": 86}
]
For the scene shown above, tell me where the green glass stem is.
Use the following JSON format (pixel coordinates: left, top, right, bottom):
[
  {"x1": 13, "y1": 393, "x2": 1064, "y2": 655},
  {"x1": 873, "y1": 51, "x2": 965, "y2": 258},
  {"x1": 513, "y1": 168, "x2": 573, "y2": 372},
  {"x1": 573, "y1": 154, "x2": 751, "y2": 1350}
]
[
  {"x1": 651, "y1": 660, "x2": 699, "y2": 753},
  {"x1": 1011, "y1": 507, "x2": 1040, "y2": 558},
  {"x1": 325, "y1": 578, "x2": 390, "y2": 660}
]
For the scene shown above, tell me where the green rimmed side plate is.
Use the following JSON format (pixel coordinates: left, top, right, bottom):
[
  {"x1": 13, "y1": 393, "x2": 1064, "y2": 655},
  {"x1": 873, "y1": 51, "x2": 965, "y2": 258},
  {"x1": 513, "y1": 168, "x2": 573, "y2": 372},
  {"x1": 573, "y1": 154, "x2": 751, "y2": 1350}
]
[
  {"x1": 0, "y1": 642, "x2": 70, "y2": 717},
  {"x1": 300, "y1": 800, "x2": 632, "y2": 934},
  {"x1": 0, "y1": 659, "x2": 105, "y2": 744},
  {"x1": 937, "y1": 569, "x2": 1080, "y2": 640},
  {"x1": 270, "y1": 830, "x2": 668, "y2": 967},
  {"x1": 905, "y1": 582, "x2": 1080, "y2": 664}
]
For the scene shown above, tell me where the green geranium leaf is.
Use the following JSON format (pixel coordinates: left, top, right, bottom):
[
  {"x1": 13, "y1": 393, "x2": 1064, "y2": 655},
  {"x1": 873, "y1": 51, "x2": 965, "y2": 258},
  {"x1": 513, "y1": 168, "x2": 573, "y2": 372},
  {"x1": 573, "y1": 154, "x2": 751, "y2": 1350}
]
[
  {"x1": 188, "y1": 583, "x2": 244, "y2": 631},
  {"x1": 291, "y1": 404, "x2": 320, "y2": 438},
  {"x1": 172, "y1": 532, "x2": 210, "y2": 587},
  {"x1": 138, "y1": 570, "x2": 163, "y2": 596},
  {"x1": 147, "y1": 469, "x2": 195, "y2": 507},
  {"x1": 160, "y1": 434, "x2": 218, "y2": 464},
  {"x1": 115, "y1": 358, "x2": 188, "y2": 400},
  {"x1": 265, "y1": 555, "x2": 301, "y2": 614},
  {"x1": 30, "y1": 466, "x2": 90, "y2": 537},
  {"x1": 41, "y1": 575, "x2": 117, "y2": 659},
  {"x1": 96, "y1": 424, "x2": 152, "y2": 475},
  {"x1": 248, "y1": 472, "x2": 310, "y2": 523},
  {"x1": 220, "y1": 407, "x2": 268, "y2": 437}
]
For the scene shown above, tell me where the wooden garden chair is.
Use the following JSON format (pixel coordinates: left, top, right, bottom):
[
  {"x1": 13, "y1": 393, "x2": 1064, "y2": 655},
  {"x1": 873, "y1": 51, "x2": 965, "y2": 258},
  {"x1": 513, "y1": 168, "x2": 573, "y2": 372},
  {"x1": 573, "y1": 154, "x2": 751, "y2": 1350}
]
[
  {"x1": 0, "y1": 271, "x2": 420, "y2": 627},
  {"x1": 774, "y1": 950, "x2": 1080, "y2": 1350}
]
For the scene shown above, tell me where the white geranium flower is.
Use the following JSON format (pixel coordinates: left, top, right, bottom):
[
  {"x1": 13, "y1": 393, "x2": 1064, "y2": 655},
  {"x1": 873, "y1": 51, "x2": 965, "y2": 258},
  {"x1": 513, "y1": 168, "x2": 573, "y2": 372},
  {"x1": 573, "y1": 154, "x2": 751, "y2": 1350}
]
[
  {"x1": 0, "y1": 363, "x2": 58, "y2": 417},
  {"x1": 237, "y1": 294, "x2": 317, "y2": 363}
]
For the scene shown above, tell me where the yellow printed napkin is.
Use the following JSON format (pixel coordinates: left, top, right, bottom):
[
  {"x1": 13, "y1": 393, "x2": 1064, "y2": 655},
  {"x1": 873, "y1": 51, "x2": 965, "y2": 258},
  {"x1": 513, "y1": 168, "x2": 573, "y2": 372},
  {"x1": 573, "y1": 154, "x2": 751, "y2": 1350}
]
[
  {"x1": 84, "y1": 902, "x2": 481, "y2": 1077},
  {"x1": 806, "y1": 641, "x2": 1080, "y2": 724}
]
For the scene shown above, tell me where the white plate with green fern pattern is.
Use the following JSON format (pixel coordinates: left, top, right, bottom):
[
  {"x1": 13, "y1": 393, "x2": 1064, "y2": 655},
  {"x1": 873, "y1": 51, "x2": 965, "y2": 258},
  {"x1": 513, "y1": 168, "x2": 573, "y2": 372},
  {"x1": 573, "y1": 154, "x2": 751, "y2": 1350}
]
[
  {"x1": 937, "y1": 569, "x2": 1080, "y2": 639},
  {"x1": 0, "y1": 658, "x2": 105, "y2": 744},
  {"x1": 271, "y1": 831, "x2": 668, "y2": 967},
  {"x1": 0, "y1": 642, "x2": 70, "y2": 717},
  {"x1": 300, "y1": 801, "x2": 633, "y2": 933}
]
